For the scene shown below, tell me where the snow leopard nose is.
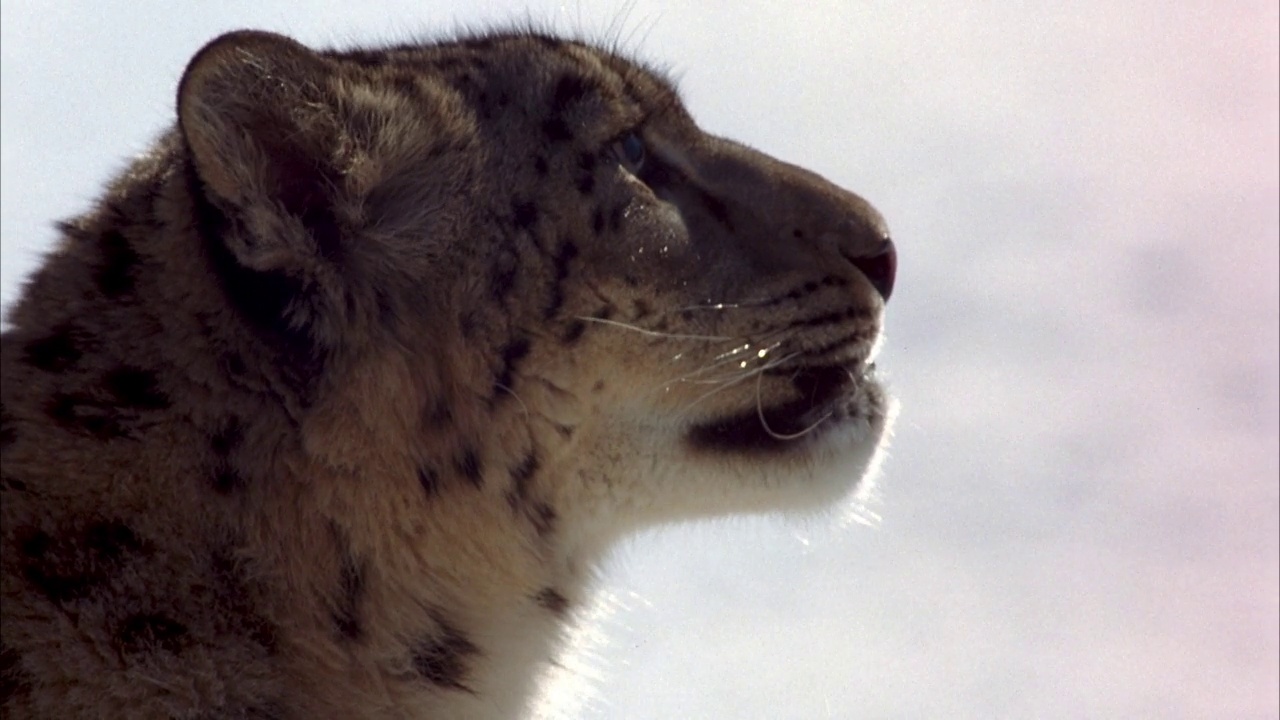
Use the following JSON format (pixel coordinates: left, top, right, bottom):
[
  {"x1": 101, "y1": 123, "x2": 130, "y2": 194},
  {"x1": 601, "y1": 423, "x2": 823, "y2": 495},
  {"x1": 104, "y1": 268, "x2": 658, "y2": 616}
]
[
  {"x1": 822, "y1": 217, "x2": 896, "y2": 302},
  {"x1": 848, "y1": 236, "x2": 896, "y2": 302}
]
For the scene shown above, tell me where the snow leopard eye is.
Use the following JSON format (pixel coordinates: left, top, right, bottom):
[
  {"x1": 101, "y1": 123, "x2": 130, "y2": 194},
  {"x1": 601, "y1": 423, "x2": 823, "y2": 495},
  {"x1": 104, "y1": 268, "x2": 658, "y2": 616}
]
[{"x1": 612, "y1": 131, "x2": 646, "y2": 173}]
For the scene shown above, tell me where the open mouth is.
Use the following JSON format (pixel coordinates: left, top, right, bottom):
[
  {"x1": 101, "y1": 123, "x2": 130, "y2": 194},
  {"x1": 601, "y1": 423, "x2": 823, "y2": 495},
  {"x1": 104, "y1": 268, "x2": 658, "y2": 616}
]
[{"x1": 685, "y1": 363, "x2": 875, "y2": 454}]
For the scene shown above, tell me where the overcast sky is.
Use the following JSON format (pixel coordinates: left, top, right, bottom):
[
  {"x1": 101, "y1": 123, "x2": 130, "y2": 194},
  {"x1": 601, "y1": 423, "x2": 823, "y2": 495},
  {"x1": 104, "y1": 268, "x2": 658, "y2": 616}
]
[{"x1": 2, "y1": 2, "x2": 1277, "y2": 718}]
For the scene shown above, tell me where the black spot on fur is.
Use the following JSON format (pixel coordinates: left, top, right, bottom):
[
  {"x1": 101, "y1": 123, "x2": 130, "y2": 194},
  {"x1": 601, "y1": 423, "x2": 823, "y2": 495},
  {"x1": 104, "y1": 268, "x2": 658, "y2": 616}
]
[
  {"x1": 85, "y1": 521, "x2": 144, "y2": 561},
  {"x1": 411, "y1": 617, "x2": 480, "y2": 692},
  {"x1": 489, "y1": 247, "x2": 519, "y2": 303},
  {"x1": 534, "y1": 588, "x2": 569, "y2": 617},
  {"x1": 474, "y1": 92, "x2": 494, "y2": 121},
  {"x1": 459, "y1": 310, "x2": 479, "y2": 339},
  {"x1": 390, "y1": 75, "x2": 424, "y2": 101},
  {"x1": 530, "y1": 502, "x2": 557, "y2": 537},
  {"x1": 0, "y1": 402, "x2": 14, "y2": 449},
  {"x1": 16, "y1": 531, "x2": 50, "y2": 560},
  {"x1": 503, "y1": 489, "x2": 522, "y2": 515},
  {"x1": 332, "y1": 529, "x2": 365, "y2": 641},
  {"x1": 48, "y1": 368, "x2": 168, "y2": 438},
  {"x1": 375, "y1": 289, "x2": 398, "y2": 328},
  {"x1": 512, "y1": 201, "x2": 539, "y2": 230},
  {"x1": 48, "y1": 392, "x2": 124, "y2": 440},
  {"x1": 509, "y1": 453, "x2": 540, "y2": 499},
  {"x1": 562, "y1": 320, "x2": 585, "y2": 343},
  {"x1": 103, "y1": 366, "x2": 170, "y2": 410},
  {"x1": 543, "y1": 241, "x2": 579, "y2": 319},
  {"x1": 533, "y1": 155, "x2": 549, "y2": 175},
  {"x1": 213, "y1": 466, "x2": 247, "y2": 494},
  {"x1": 543, "y1": 293, "x2": 564, "y2": 321},
  {"x1": 424, "y1": 399, "x2": 453, "y2": 427},
  {"x1": 211, "y1": 417, "x2": 243, "y2": 456},
  {"x1": 550, "y1": 74, "x2": 592, "y2": 113},
  {"x1": 117, "y1": 613, "x2": 189, "y2": 655},
  {"x1": 210, "y1": 417, "x2": 247, "y2": 494},
  {"x1": 541, "y1": 117, "x2": 574, "y2": 143},
  {"x1": 418, "y1": 465, "x2": 441, "y2": 498},
  {"x1": 18, "y1": 521, "x2": 149, "y2": 604},
  {"x1": 591, "y1": 208, "x2": 605, "y2": 234},
  {"x1": 1, "y1": 644, "x2": 31, "y2": 706},
  {"x1": 576, "y1": 173, "x2": 595, "y2": 194},
  {"x1": 698, "y1": 189, "x2": 733, "y2": 230},
  {"x1": 455, "y1": 449, "x2": 483, "y2": 488},
  {"x1": 433, "y1": 57, "x2": 466, "y2": 73},
  {"x1": 493, "y1": 337, "x2": 531, "y2": 398},
  {"x1": 23, "y1": 325, "x2": 86, "y2": 373},
  {"x1": 95, "y1": 229, "x2": 141, "y2": 299}
]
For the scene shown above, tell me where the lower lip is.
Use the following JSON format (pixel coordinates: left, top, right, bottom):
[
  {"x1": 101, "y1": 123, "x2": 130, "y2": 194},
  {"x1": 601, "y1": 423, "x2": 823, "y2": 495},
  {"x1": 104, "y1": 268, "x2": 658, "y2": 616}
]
[{"x1": 685, "y1": 368, "x2": 871, "y2": 454}]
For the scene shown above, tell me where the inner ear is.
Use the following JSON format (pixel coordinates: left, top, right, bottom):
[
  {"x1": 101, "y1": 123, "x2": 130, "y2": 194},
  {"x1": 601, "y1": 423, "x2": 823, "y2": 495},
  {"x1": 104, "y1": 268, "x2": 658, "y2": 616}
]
[{"x1": 177, "y1": 30, "x2": 347, "y2": 267}]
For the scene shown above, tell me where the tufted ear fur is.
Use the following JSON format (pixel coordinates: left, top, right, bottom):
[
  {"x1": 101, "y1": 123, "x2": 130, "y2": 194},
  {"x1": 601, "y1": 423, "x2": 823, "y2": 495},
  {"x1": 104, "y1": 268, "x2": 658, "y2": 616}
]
[
  {"x1": 178, "y1": 30, "x2": 350, "y2": 274},
  {"x1": 176, "y1": 30, "x2": 481, "y2": 389}
]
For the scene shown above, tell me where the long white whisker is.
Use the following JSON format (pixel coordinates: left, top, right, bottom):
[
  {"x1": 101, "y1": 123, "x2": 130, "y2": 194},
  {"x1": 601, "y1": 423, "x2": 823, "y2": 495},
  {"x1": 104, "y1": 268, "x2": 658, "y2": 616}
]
[
  {"x1": 576, "y1": 315, "x2": 734, "y2": 342},
  {"x1": 669, "y1": 296, "x2": 787, "y2": 313},
  {"x1": 754, "y1": 369, "x2": 832, "y2": 441},
  {"x1": 674, "y1": 351, "x2": 801, "y2": 418},
  {"x1": 661, "y1": 335, "x2": 787, "y2": 389},
  {"x1": 682, "y1": 340, "x2": 786, "y2": 385}
]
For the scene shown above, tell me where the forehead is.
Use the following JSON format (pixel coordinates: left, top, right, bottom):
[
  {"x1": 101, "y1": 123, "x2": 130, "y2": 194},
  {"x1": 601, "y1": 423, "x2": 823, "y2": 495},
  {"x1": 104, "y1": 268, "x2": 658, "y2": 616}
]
[{"x1": 325, "y1": 31, "x2": 684, "y2": 120}]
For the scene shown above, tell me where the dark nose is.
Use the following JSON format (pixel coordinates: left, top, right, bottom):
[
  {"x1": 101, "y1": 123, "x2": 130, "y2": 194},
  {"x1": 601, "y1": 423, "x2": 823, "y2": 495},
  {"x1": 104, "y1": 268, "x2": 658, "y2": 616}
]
[{"x1": 846, "y1": 238, "x2": 896, "y2": 302}]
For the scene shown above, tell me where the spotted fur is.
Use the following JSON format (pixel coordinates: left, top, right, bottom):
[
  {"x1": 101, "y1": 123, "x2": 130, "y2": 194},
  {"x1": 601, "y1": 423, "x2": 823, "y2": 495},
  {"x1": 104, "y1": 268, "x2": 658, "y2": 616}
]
[{"x1": 0, "y1": 28, "x2": 897, "y2": 719}]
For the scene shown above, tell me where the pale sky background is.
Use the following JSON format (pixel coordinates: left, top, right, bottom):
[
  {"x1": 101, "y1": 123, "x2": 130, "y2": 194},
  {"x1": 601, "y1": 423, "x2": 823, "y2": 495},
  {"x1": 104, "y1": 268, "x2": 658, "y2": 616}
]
[{"x1": 2, "y1": 2, "x2": 1276, "y2": 718}]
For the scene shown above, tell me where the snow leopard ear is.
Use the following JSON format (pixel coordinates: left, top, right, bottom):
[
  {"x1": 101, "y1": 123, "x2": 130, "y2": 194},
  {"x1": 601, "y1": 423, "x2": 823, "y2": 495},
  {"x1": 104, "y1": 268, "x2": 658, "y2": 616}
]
[{"x1": 177, "y1": 30, "x2": 348, "y2": 273}]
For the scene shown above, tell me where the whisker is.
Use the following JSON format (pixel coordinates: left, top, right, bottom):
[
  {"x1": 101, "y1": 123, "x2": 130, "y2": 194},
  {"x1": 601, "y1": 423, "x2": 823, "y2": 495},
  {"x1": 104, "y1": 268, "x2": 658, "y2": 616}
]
[
  {"x1": 683, "y1": 340, "x2": 786, "y2": 384},
  {"x1": 576, "y1": 315, "x2": 734, "y2": 342},
  {"x1": 673, "y1": 351, "x2": 801, "y2": 419},
  {"x1": 754, "y1": 369, "x2": 832, "y2": 441},
  {"x1": 661, "y1": 334, "x2": 787, "y2": 388},
  {"x1": 670, "y1": 296, "x2": 787, "y2": 313},
  {"x1": 652, "y1": 334, "x2": 782, "y2": 400}
]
